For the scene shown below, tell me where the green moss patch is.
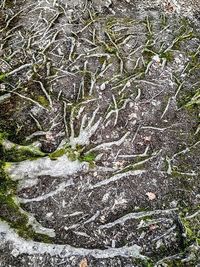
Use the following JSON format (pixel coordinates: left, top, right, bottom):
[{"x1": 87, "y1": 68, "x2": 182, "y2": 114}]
[{"x1": 0, "y1": 160, "x2": 52, "y2": 242}]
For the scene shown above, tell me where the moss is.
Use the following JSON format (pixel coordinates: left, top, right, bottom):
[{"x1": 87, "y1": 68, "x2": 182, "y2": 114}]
[
  {"x1": 117, "y1": 156, "x2": 148, "y2": 174},
  {"x1": 174, "y1": 32, "x2": 194, "y2": 49},
  {"x1": 178, "y1": 90, "x2": 196, "y2": 108},
  {"x1": 104, "y1": 44, "x2": 118, "y2": 54},
  {"x1": 65, "y1": 147, "x2": 79, "y2": 161},
  {"x1": 160, "y1": 13, "x2": 168, "y2": 27},
  {"x1": 171, "y1": 171, "x2": 189, "y2": 179},
  {"x1": 105, "y1": 92, "x2": 130, "y2": 116},
  {"x1": 0, "y1": 12, "x2": 199, "y2": 251},
  {"x1": 143, "y1": 16, "x2": 153, "y2": 34},
  {"x1": 176, "y1": 61, "x2": 199, "y2": 134},
  {"x1": 105, "y1": 17, "x2": 120, "y2": 29},
  {"x1": 141, "y1": 15, "x2": 196, "y2": 69},
  {"x1": 49, "y1": 144, "x2": 97, "y2": 165},
  {"x1": 142, "y1": 48, "x2": 156, "y2": 62},
  {"x1": 183, "y1": 46, "x2": 200, "y2": 74},
  {"x1": 99, "y1": 56, "x2": 107, "y2": 65},
  {"x1": 83, "y1": 71, "x2": 92, "y2": 98},
  {"x1": 0, "y1": 158, "x2": 52, "y2": 243},
  {"x1": 0, "y1": 161, "x2": 17, "y2": 192},
  {"x1": 0, "y1": 132, "x2": 7, "y2": 144},
  {"x1": 79, "y1": 151, "x2": 96, "y2": 167},
  {"x1": 105, "y1": 17, "x2": 134, "y2": 28},
  {"x1": 0, "y1": 205, "x2": 51, "y2": 242},
  {"x1": 1, "y1": 142, "x2": 46, "y2": 162},
  {"x1": 0, "y1": 136, "x2": 50, "y2": 242},
  {"x1": 103, "y1": 16, "x2": 136, "y2": 54},
  {"x1": 185, "y1": 90, "x2": 200, "y2": 107},
  {"x1": 3, "y1": 0, "x2": 14, "y2": 8},
  {"x1": 80, "y1": 152, "x2": 95, "y2": 162},
  {"x1": 37, "y1": 95, "x2": 49, "y2": 107},
  {"x1": 181, "y1": 216, "x2": 200, "y2": 246},
  {"x1": 158, "y1": 259, "x2": 183, "y2": 267},
  {"x1": 178, "y1": 88, "x2": 200, "y2": 135},
  {"x1": 1, "y1": 210, "x2": 52, "y2": 243},
  {"x1": 49, "y1": 144, "x2": 83, "y2": 161},
  {"x1": 0, "y1": 73, "x2": 7, "y2": 82},
  {"x1": 160, "y1": 51, "x2": 174, "y2": 62},
  {"x1": 49, "y1": 148, "x2": 66, "y2": 160},
  {"x1": 14, "y1": 217, "x2": 52, "y2": 243},
  {"x1": 171, "y1": 18, "x2": 195, "y2": 50},
  {"x1": 133, "y1": 258, "x2": 154, "y2": 267}
]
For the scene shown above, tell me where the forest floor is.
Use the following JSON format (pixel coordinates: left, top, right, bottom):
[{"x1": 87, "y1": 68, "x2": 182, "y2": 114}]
[{"x1": 0, "y1": 0, "x2": 200, "y2": 266}]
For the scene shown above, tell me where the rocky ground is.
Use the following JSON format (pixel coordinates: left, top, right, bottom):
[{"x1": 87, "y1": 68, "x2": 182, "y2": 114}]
[{"x1": 0, "y1": 0, "x2": 200, "y2": 266}]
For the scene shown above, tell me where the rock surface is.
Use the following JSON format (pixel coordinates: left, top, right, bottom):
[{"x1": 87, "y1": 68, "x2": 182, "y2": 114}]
[{"x1": 0, "y1": 0, "x2": 200, "y2": 266}]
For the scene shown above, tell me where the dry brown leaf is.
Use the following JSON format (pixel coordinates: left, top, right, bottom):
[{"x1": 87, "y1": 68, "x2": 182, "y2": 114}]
[
  {"x1": 146, "y1": 192, "x2": 156, "y2": 200},
  {"x1": 164, "y1": 0, "x2": 175, "y2": 13},
  {"x1": 149, "y1": 224, "x2": 158, "y2": 231},
  {"x1": 143, "y1": 136, "x2": 152, "y2": 143},
  {"x1": 79, "y1": 258, "x2": 88, "y2": 267}
]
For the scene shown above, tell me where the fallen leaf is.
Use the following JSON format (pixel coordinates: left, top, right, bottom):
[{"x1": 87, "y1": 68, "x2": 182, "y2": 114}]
[
  {"x1": 149, "y1": 224, "x2": 158, "y2": 231},
  {"x1": 79, "y1": 258, "x2": 88, "y2": 267},
  {"x1": 146, "y1": 192, "x2": 156, "y2": 200},
  {"x1": 143, "y1": 135, "x2": 152, "y2": 143},
  {"x1": 164, "y1": 1, "x2": 175, "y2": 13}
]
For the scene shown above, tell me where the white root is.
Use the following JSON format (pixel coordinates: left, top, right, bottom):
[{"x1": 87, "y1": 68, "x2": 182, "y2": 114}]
[
  {"x1": 117, "y1": 150, "x2": 162, "y2": 174},
  {"x1": 105, "y1": 94, "x2": 119, "y2": 126},
  {"x1": 161, "y1": 97, "x2": 171, "y2": 119},
  {"x1": 7, "y1": 155, "x2": 86, "y2": 181},
  {"x1": 18, "y1": 206, "x2": 56, "y2": 238},
  {"x1": 0, "y1": 221, "x2": 146, "y2": 259},
  {"x1": 6, "y1": 63, "x2": 32, "y2": 77},
  {"x1": 88, "y1": 132, "x2": 130, "y2": 153},
  {"x1": 118, "y1": 146, "x2": 149, "y2": 158},
  {"x1": 69, "y1": 106, "x2": 102, "y2": 148},
  {"x1": 90, "y1": 170, "x2": 146, "y2": 189},
  {"x1": 63, "y1": 101, "x2": 69, "y2": 138},
  {"x1": 166, "y1": 141, "x2": 200, "y2": 174},
  {"x1": 18, "y1": 180, "x2": 74, "y2": 204},
  {"x1": 99, "y1": 208, "x2": 178, "y2": 229},
  {"x1": 33, "y1": 80, "x2": 53, "y2": 108},
  {"x1": 9, "y1": 91, "x2": 48, "y2": 111}
]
